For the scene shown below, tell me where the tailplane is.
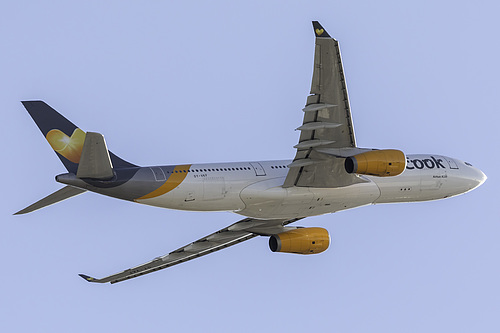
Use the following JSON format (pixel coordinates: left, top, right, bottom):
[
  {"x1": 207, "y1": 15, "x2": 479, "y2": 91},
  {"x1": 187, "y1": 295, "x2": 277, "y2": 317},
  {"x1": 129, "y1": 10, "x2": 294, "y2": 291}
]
[
  {"x1": 76, "y1": 132, "x2": 114, "y2": 179},
  {"x1": 14, "y1": 186, "x2": 86, "y2": 215}
]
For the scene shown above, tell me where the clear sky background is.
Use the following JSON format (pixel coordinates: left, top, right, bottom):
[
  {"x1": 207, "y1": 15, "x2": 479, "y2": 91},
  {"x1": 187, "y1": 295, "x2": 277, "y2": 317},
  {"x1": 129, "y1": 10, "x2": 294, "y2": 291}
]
[{"x1": 1, "y1": 1, "x2": 499, "y2": 332}]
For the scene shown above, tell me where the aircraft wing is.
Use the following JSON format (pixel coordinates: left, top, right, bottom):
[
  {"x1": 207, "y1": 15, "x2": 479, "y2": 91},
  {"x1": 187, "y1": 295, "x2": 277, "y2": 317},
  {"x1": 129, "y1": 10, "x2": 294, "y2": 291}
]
[
  {"x1": 79, "y1": 217, "x2": 302, "y2": 284},
  {"x1": 284, "y1": 21, "x2": 361, "y2": 188}
]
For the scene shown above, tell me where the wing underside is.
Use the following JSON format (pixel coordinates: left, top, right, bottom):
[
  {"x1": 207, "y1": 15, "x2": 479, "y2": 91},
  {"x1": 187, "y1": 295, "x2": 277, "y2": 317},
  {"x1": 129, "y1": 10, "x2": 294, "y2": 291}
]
[
  {"x1": 80, "y1": 218, "x2": 302, "y2": 284},
  {"x1": 284, "y1": 21, "x2": 360, "y2": 188}
]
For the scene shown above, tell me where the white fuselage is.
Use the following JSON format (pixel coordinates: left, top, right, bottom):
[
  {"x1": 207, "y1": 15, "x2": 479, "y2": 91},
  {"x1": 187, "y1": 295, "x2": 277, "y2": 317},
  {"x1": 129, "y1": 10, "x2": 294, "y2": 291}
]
[{"x1": 135, "y1": 154, "x2": 486, "y2": 220}]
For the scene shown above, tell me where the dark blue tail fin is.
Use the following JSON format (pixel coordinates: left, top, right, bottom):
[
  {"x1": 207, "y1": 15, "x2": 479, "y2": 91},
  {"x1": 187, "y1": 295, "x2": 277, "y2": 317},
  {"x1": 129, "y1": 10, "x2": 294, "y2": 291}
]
[{"x1": 22, "y1": 101, "x2": 137, "y2": 173}]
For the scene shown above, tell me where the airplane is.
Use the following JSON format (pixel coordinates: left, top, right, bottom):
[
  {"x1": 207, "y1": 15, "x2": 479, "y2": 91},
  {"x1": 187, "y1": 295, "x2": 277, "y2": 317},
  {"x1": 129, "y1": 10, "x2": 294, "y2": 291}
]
[{"x1": 15, "y1": 21, "x2": 486, "y2": 284}]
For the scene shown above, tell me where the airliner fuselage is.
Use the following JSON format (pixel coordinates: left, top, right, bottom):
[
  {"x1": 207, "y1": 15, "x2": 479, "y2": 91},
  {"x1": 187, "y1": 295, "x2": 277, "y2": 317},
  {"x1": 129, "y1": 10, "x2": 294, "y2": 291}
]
[{"x1": 56, "y1": 154, "x2": 485, "y2": 220}]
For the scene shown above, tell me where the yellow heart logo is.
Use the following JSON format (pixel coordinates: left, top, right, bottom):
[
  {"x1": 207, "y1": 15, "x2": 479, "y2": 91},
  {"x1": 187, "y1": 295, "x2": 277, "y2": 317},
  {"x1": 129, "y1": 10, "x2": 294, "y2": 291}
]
[
  {"x1": 46, "y1": 128, "x2": 86, "y2": 163},
  {"x1": 315, "y1": 28, "x2": 324, "y2": 36}
]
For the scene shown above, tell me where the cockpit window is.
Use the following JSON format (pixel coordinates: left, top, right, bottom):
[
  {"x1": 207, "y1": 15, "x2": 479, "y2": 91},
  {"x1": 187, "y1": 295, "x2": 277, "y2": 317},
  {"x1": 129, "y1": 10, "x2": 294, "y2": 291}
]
[{"x1": 465, "y1": 162, "x2": 473, "y2": 166}]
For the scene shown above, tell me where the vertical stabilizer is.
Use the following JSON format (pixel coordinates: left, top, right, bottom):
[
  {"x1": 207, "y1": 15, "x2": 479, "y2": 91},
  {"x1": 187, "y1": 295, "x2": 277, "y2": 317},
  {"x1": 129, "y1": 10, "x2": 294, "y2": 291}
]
[{"x1": 22, "y1": 101, "x2": 137, "y2": 173}]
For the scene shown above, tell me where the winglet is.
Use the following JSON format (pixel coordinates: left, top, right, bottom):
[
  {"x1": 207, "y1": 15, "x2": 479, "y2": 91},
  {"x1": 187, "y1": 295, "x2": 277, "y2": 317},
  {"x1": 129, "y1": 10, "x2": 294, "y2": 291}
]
[
  {"x1": 312, "y1": 21, "x2": 331, "y2": 38},
  {"x1": 79, "y1": 274, "x2": 101, "y2": 283}
]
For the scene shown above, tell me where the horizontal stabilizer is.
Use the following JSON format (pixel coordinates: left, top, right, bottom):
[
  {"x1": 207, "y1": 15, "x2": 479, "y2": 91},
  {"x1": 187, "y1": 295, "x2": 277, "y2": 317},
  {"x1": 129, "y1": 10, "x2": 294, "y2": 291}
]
[
  {"x1": 14, "y1": 186, "x2": 86, "y2": 215},
  {"x1": 76, "y1": 132, "x2": 114, "y2": 179}
]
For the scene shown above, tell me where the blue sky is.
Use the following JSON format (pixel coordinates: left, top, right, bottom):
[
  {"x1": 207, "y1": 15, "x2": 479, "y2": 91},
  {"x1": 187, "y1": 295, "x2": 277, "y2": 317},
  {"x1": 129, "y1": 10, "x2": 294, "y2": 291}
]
[{"x1": 2, "y1": 1, "x2": 499, "y2": 332}]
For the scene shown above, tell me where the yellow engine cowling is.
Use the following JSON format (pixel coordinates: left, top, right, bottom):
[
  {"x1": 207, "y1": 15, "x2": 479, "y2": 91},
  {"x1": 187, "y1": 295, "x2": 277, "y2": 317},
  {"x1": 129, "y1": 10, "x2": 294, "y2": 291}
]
[
  {"x1": 269, "y1": 227, "x2": 330, "y2": 255},
  {"x1": 344, "y1": 149, "x2": 406, "y2": 177}
]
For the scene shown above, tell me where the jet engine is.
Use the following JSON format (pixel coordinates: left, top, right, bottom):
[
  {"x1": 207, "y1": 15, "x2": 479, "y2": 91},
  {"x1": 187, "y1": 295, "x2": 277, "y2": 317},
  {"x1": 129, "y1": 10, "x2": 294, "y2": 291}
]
[
  {"x1": 269, "y1": 227, "x2": 330, "y2": 255},
  {"x1": 344, "y1": 149, "x2": 406, "y2": 177}
]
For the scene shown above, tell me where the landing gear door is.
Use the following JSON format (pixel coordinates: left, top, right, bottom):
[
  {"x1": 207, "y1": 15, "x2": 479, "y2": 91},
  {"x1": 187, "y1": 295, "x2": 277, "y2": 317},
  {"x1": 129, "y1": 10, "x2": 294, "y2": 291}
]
[{"x1": 250, "y1": 162, "x2": 266, "y2": 176}]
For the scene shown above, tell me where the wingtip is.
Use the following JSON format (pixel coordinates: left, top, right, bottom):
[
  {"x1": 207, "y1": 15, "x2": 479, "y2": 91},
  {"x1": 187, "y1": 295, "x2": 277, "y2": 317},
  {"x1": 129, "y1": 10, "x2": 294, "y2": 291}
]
[
  {"x1": 312, "y1": 21, "x2": 330, "y2": 38},
  {"x1": 79, "y1": 274, "x2": 99, "y2": 283},
  {"x1": 14, "y1": 207, "x2": 31, "y2": 215},
  {"x1": 13, "y1": 206, "x2": 32, "y2": 215}
]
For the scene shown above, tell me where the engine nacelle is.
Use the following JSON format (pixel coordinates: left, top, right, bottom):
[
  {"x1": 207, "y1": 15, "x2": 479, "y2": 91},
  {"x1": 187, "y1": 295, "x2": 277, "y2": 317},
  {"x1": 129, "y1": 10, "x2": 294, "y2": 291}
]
[
  {"x1": 344, "y1": 149, "x2": 406, "y2": 177},
  {"x1": 269, "y1": 227, "x2": 330, "y2": 255}
]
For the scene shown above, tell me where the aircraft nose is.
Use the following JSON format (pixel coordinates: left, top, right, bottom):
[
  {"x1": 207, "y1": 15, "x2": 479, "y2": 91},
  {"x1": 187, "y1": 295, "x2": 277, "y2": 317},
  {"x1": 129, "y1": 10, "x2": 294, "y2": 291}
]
[
  {"x1": 445, "y1": 163, "x2": 486, "y2": 197},
  {"x1": 465, "y1": 166, "x2": 487, "y2": 191},
  {"x1": 473, "y1": 168, "x2": 487, "y2": 189}
]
